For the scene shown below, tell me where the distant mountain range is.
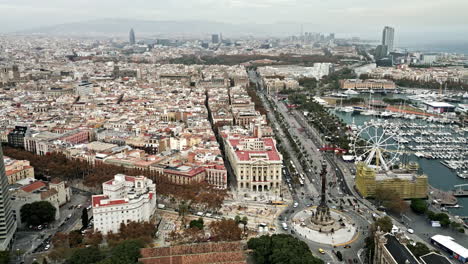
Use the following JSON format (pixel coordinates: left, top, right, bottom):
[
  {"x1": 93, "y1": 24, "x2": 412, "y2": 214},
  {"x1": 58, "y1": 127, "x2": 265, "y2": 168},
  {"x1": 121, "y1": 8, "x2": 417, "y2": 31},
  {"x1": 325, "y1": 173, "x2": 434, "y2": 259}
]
[{"x1": 15, "y1": 18, "x2": 307, "y2": 37}]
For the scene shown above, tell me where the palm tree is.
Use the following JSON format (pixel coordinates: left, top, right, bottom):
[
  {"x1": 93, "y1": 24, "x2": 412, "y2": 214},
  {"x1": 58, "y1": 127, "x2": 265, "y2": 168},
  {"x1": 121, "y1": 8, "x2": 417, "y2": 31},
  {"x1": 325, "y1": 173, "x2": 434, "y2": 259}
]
[
  {"x1": 241, "y1": 216, "x2": 248, "y2": 233},
  {"x1": 178, "y1": 201, "x2": 189, "y2": 226},
  {"x1": 234, "y1": 215, "x2": 241, "y2": 224}
]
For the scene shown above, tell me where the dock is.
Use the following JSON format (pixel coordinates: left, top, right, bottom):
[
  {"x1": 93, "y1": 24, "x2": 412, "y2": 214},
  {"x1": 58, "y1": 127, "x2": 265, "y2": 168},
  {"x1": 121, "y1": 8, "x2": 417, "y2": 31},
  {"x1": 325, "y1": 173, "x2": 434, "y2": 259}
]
[
  {"x1": 453, "y1": 189, "x2": 468, "y2": 197},
  {"x1": 429, "y1": 186, "x2": 458, "y2": 205},
  {"x1": 453, "y1": 184, "x2": 468, "y2": 197}
]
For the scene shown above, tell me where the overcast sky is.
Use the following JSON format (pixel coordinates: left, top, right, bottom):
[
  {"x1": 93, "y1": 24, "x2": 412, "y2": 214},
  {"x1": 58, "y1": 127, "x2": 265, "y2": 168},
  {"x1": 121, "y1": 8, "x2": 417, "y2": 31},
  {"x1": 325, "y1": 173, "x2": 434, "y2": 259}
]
[{"x1": 1, "y1": 0, "x2": 467, "y2": 44}]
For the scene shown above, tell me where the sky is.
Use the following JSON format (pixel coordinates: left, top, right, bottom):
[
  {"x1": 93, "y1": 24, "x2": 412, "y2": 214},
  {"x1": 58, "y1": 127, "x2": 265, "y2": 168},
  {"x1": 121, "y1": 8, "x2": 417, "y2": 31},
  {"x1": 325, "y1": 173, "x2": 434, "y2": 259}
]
[{"x1": 1, "y1": 0, "x2": 468, "y2": 44}]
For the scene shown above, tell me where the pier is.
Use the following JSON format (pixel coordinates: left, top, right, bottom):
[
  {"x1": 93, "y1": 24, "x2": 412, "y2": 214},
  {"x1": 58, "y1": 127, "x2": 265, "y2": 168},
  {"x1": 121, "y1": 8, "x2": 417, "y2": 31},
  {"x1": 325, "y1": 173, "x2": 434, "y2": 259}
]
[
  {"x1": 429, "y1": 186, "x2": 458, "y2": 205},
  {"x1": 453, "y1": 184, "x2": 468, "y2": 197}
]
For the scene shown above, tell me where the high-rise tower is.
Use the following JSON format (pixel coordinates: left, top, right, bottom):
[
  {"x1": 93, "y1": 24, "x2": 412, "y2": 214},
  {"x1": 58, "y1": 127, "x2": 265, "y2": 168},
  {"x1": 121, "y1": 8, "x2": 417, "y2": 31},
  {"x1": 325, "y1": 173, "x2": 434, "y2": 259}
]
[
  {"x1": 211, "y1": 34, "x2": 219, "y2": 44},
  {"x1": 129, "y1": 28, "x2": 136, "y2": 45},
  {"x1": 0, "y1": 146, "x2": 16, "y2": 250},
  {"x1": 382, "y1": 26, "x2": 395, "y2": 53}
]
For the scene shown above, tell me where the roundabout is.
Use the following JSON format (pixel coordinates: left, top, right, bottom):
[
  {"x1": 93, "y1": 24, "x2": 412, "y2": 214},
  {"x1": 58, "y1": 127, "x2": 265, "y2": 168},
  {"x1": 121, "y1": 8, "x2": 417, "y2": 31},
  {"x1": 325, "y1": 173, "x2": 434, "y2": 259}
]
[
  {"x1": 291, "y1": 206, "x2": 358, "y2": 246},
  {"x1": 290, "y1": 161, "x2": 358, "y2": 246}
]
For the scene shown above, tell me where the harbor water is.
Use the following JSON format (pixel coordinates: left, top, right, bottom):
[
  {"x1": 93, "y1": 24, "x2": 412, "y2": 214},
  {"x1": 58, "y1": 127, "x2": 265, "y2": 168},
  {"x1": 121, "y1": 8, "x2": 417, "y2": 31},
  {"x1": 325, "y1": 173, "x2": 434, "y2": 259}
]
[{"x1": 333, "y1": 109, "x2": 468, "y2": 218}]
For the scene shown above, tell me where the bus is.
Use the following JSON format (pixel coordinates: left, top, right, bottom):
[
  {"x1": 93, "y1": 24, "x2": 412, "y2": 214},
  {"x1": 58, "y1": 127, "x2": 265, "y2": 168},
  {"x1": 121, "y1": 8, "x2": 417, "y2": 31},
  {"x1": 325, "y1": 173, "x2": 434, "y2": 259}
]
[
  {"x1": 298, "y1": 178, "x2": 304, "y2": 186},
  {"x1": 300, "y1": 174, "x2": 305, "y2": 181}
]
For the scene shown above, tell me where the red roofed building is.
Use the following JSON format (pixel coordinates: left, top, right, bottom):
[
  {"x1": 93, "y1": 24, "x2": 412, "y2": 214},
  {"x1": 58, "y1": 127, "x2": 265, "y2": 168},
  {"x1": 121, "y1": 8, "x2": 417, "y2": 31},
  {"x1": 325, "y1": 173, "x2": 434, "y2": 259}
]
[
  {"x1": 225, "y1": 136, "x2": 282, "y2": 192},
  {"x1": 3, "y1": 156, "x2": 34, "y2": 184},
  {"x1": 92, "y1": 174, "x2": 156, "y2": 234},
  {"x1": 12, "y1": 178, "x2": 69, "y2": 227}
]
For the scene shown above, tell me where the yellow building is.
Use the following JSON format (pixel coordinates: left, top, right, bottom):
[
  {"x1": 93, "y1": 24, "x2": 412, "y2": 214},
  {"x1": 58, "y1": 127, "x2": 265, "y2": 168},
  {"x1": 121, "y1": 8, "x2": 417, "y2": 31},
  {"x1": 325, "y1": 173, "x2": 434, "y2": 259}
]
[
  {"x1": 4, "y1": 156, "x2": 35, "y2": 184},
  {"x1": 339, "y1": 79, "x2": 396, "y2": 90},
  {"x1": 355, "y1": 162, "x2": 428, "y2": 199}
]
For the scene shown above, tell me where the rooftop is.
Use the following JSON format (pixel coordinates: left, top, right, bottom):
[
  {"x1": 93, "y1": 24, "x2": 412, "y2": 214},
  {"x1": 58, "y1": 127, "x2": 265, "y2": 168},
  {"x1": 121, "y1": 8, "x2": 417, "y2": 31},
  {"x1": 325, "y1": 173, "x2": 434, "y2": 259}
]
[
  {"x1": 420, "y1": 252, "x2": 452, "y2": 264},
  {"x1": 431, "y1": 235, "x2": 468, "y2": 259},
  {"x1": 384, "y1": 234, "x2": 419, "y2": 264},
  {"x1": 20, "y1": 181, "x2": 46, "y2": 193},
  {"x1": 423, "y1": 101, "x2": 455, "y2": 108}
]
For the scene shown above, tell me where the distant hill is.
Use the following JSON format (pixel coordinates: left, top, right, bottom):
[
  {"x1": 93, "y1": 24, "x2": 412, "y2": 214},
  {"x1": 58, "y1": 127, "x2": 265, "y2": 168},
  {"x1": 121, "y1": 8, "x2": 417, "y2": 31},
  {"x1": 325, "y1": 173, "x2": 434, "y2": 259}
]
[{"x1": 15, "y1": 18, "x2": 304, "y2": 37}]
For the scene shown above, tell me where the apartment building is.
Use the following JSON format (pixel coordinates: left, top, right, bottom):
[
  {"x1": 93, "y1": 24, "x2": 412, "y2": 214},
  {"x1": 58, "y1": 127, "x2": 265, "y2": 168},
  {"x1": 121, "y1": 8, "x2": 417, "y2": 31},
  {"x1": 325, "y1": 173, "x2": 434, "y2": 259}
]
[
  {"x1": 92, "y1": 174, "x2": 156, "y2": 234},
  {"x1": 4, "y1": 156, "x2": 34, "y2": 184}
]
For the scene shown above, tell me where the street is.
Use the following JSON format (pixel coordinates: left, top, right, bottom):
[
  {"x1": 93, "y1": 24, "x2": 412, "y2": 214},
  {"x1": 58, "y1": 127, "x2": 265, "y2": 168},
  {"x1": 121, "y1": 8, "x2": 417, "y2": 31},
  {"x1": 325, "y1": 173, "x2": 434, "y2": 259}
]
[{"x1": 12, "y1": 188, "x2": 91, "y2": 264}]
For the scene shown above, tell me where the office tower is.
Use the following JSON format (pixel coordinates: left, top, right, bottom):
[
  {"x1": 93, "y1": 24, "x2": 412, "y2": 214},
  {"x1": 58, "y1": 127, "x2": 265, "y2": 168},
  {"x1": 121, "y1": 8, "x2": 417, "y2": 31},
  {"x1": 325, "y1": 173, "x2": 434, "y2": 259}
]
[
  {"x1": 375, "y1": 45, "x2": 389, "y2": 59},
  {"x1": 211, "y1": 34, "x2": 219, "y2": 44},
  {"x1": 382, "y1": 26, "x2": 394, "y2": 52},
  {"x1": 0, "y1": 146, "x2": 17, "y2": 250},
  {"x1": 7, "y1": 126, "x2": 29, "y2": 149},
  {"x1": 129, "y1": 28, "x2": 136, "y2": 45}
]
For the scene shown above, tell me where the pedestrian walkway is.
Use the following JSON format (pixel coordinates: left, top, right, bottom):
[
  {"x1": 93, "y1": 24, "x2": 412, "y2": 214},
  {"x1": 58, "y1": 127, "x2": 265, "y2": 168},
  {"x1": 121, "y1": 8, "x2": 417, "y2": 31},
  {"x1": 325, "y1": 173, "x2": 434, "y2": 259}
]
[{"x1": 291, "y1": 208, "x2": 357, "y2": 245}]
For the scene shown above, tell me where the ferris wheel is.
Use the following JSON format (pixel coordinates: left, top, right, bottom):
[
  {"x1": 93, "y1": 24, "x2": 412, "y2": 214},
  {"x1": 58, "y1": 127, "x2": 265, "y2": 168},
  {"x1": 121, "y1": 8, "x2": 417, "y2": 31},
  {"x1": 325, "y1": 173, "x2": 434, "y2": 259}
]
[{"x1": 350, "y1": 120, "x2": 401, "y2": 171}]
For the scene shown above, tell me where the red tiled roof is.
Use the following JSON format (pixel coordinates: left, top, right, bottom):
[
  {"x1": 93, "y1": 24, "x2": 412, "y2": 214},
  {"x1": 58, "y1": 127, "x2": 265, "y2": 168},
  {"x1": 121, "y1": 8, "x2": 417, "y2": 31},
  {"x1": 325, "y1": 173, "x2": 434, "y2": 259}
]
[
  {"x1": 228, "y1": 137, "x2": 281, "y2": 161},
  {"x1": 164, "y1": 166, "x2": 206, "y2": 177},
  {"x1": 92, "y1": 195, "x2": 128, "y2": 207},
  {"x1": 21, "y1": 181, "x2": 46, "y2": 193},
  {"x1": 125, "y1": 176, "x2": 136, "y2": 182}
]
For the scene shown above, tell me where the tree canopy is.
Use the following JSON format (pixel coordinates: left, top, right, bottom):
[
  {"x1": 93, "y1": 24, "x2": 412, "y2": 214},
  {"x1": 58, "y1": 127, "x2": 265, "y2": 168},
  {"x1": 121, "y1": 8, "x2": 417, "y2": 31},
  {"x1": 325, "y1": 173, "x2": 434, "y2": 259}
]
[
  {"x1": 20, "y1": 201, "x2": 56, "y2": 226},
  {"x1": 3, "y1": 147, "x2": 227, "y2": 209},
  {"x1": 209, "y1": 219, "x2": 242, "y2": 242},
  {"x1": 407, "y1": 242, "x2": 431, "y2": 258},
  {"x1": 104, "y1": 239, "x2": 144, "y2": 264},
  {"x1": 189, "y1": 218, "x2": 204, "y2": 230},
  {"x1": 0, "y1": 251, "x2": 9, "y2": 264},
  {"x1": 66, "y1": 247, "x2": 104, "y2": 264},
  {"x1": 410, "y1": 199, "x2": 428, "y2": 214},
  {"x1": 247, "y1": 234, "x2": 324, "y2": 264},
  {"x1": 374, "y1": 187, "x2": 409, "y2": 215},
  {"x1": 107, "y1": 221, "x2": 156, "y2": 246}
]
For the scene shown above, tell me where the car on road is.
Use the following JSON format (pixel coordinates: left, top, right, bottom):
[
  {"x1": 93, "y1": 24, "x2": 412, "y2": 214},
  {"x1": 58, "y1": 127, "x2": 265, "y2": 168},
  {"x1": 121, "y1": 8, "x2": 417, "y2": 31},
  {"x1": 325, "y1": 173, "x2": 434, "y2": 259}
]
[
  {"x1": 45, "y1": 244, "x2": 50, "y2": 251},
  {"x1": 407, "y1": 229, "x2": 414, "y2": 234},
  {"x1": 344, "y1": 245, "x2": 351, "y2": 249},
  {"x1": 318, "y1": 248, "x2": 325, "y2": 254},
  {"x1": 293, "y1": 202, "x2": 298, "y2": 208},
  {"x1": 281, "y1": 222, "x2": 288, "y2": 230}
]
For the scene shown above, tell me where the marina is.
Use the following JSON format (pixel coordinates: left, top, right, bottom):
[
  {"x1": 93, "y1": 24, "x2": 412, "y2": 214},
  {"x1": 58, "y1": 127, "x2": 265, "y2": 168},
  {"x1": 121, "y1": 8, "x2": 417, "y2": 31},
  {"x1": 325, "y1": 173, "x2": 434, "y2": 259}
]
[{"x1": 330, "y1": 91, "x2": 468, "y2": 217}]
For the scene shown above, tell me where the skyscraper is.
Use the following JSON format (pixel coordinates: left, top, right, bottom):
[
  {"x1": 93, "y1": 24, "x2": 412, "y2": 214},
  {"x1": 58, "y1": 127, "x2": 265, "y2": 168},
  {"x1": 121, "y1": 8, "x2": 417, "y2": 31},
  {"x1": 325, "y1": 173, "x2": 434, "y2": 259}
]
[
  {"x1": 0, "y1": 146, "x2": 16, "y2": 250},
  {"x1": 211, "y1": 34, "x2": 219, "y2": 44},
  {"x1": 382, "y1": 26, "x2": 395, "y2": 52},
  {"x1": 129, "y1": 28, "x2": 136, "y2": 45}
]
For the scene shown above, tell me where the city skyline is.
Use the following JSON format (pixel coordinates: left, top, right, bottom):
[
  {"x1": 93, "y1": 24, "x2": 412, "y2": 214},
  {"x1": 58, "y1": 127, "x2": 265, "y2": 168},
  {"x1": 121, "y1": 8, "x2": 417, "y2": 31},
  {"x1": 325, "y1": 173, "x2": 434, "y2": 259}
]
[{"x1": 0, "y1": 0, "x2": 467, "y2": 44}]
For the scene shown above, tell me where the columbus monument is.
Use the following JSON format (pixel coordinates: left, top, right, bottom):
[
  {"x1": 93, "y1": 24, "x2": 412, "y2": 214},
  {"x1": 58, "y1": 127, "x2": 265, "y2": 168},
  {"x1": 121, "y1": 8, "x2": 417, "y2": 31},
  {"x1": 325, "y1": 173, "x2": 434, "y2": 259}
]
[{"x1": 311, "y1": 161, "x2": 334, "y2": 226}]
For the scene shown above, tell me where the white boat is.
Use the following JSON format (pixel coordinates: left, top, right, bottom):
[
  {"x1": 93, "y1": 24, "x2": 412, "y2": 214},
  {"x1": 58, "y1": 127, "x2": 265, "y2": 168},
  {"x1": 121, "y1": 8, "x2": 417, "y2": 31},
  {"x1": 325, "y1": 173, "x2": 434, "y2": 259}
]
[
  {"x1": 361, "y1": 109, "x2": 378, "y2": 116},
  {"x1": 343, "y1": 89, "x2": 359, "y2": 95},
  {"x1": 380, "y1": 111, "x2": 393, "y2": 118},
  {"x1": 343, "y1": 106, "x2": 354, "y2": 113},
  {"x1": 455, "y1": 104, "x2": 468, "y2": 113},
  {"x1": 457, "y1": 171, "x2": 468, "y2": 179}
]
